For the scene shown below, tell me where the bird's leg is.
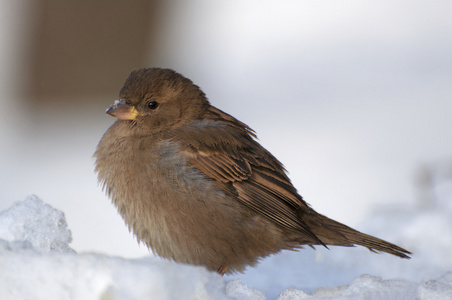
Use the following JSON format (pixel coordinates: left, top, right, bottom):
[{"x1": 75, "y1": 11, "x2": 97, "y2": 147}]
[{"x1": 217, "y1": 266, "x2": 228, "y2": 276}]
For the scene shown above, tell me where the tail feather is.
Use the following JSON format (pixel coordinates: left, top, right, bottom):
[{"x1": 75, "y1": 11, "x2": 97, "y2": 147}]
[{"x1": 305, "y1": 212, "x2": 411, "y2": 259}]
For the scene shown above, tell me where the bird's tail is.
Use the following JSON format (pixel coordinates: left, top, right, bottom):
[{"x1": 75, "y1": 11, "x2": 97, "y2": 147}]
[{"x1": 304, "y1": 212, "x2": 411, "y2": 259}]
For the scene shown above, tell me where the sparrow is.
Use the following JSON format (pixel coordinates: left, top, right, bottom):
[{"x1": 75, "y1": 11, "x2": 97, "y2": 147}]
[{"x1": 94, "y1": 68, "x2": 411, "y2": 275}]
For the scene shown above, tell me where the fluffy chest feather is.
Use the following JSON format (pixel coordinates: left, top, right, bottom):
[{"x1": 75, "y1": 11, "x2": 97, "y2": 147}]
[{"x1": 95, "y1": 131, "x2": 232, "y2": 257}]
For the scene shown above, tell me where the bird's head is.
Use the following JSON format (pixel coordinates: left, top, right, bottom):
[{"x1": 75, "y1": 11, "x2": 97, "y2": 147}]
[{"x1": 106, "y1": 68, "x2": 210, "y2": 131}]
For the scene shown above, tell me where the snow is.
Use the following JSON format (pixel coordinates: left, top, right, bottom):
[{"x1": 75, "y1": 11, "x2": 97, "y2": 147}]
[{"x1": 1, "y1": 189, "x2": 452, "y2": 299}]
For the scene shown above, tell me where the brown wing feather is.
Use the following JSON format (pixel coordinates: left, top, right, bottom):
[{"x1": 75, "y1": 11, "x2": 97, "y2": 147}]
[
  {"x1": 169, "y1": 106, "x2": 412, "y2": 258},
  {"x1": 172, "y1": 106, "x2": 326, "y2": 246}
]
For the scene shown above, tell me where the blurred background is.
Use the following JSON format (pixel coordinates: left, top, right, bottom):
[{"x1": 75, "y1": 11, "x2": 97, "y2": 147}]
[{"x1": 0, "y1": 0, "x2": 451, "y2": 261}]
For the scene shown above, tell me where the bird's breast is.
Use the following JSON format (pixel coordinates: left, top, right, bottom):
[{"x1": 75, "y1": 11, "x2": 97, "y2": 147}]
[{"x1": 97, "y1": 135, "x2": 232, "y2": 257}]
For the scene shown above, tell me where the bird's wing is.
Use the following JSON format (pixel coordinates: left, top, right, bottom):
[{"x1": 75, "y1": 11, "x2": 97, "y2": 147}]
[{"x1": 173, "y1": 107, "x2": 325, "y2": 245}]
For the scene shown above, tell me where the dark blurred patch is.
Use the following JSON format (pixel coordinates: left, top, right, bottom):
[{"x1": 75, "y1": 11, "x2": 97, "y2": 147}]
[{"x1": 26, "y1": 0, "x2": 163, "y2": 104}]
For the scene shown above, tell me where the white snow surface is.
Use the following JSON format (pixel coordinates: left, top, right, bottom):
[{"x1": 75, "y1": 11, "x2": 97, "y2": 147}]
[{"x1": 1, "y1": 192, "x2": 452, "y2": 300}]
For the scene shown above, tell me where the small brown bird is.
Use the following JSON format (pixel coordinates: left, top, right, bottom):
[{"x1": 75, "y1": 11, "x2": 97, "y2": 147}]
[{"x1": 94, "y1": 68, "x2": 411, "y2": 275}]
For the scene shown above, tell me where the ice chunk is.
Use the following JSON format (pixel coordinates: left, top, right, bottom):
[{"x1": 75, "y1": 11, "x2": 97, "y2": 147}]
[
  {"x1": 417, "y1": 272, "x2": 452, "y2": 300},
  {"x1": 278, "y1": 288, "x2": 311, "y2": 299},
  {"x1": 0, "y1": 195, "x2": 73, "y2": 253},
  {"x1": 341, "y1": 274, "x2": 417, "y2": 299},
  {"x1": 226, "y1": 278, "x2": 267, "y2": 300}
]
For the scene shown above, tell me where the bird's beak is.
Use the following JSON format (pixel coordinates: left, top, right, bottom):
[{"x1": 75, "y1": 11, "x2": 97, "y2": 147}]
[{"x1": 106, "y1": 99, "x2": 142, "y2": 120}]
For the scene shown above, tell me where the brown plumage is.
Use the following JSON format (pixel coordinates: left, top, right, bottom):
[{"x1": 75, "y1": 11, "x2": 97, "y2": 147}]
[{"x1": 94, "y1": 68, "x2": 411, "y2": 274}]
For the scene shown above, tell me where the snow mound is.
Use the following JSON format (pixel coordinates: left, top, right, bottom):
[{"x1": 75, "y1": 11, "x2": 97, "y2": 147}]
[
  {"x1": 278, "y1": 273, "x2": 452, "y2": 300},
  {"x1": 0, "y1": 248, "x2": 227, "y2": 300},
  {"x1": 1, "y1": 193, "x2": 452, "y2": 299}
]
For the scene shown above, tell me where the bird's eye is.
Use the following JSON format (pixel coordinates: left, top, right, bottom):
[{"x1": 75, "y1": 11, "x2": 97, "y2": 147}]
[{"x1": 147, "y1": 101, "x2": 159, "y2": 110}]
